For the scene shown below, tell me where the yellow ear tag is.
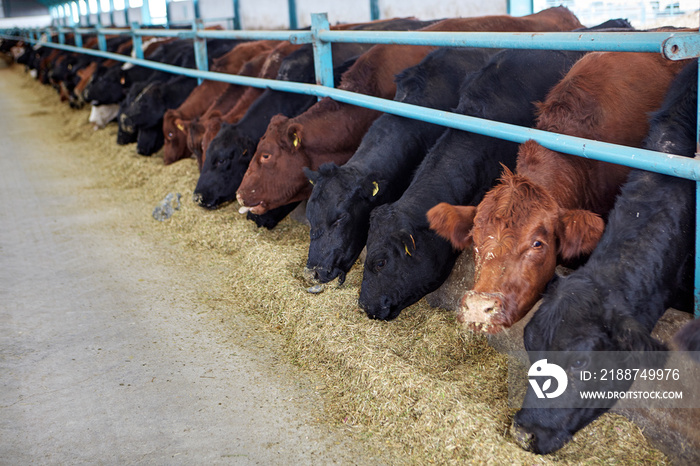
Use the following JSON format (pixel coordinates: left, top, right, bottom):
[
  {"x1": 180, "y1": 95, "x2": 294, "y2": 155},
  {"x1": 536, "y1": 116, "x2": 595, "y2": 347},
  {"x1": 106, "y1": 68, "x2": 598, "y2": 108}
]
[
  {"x1": 309, "y1": 179, "x2": 315, "y2": 185},
  {"x1": 372, "y1": 181, "x2": 379, "y2": 197},
  {"x1": 410, "y1": 234, "x2": 416, "y2": 249},
  {"x1": 404, "y1": 244, "x2": 412, "y2": 256},
  {"x1": 293, "y1": 133, "x2": 300, "y2": 148},
  {"x1": 176, "y1": 123, "x2": 184, "y2": 132}
]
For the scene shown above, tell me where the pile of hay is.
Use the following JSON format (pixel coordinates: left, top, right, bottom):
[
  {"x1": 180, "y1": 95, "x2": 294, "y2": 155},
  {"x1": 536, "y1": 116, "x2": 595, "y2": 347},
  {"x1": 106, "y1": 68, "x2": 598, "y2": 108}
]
[{"x1": 14, "y1": 65, "x2": 669, "y2": 464}]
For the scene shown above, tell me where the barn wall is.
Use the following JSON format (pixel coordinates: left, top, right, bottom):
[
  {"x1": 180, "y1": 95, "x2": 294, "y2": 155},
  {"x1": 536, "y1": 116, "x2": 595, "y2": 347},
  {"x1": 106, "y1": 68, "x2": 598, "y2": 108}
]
[{"x1": 201, "y1": 0, "x2": 507, "y2": 30}]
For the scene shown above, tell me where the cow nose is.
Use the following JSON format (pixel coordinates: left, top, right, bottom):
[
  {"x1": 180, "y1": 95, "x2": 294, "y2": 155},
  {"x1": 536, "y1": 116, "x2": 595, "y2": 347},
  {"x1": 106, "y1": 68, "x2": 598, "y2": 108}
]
[
  {"x1": 458, "y1": 291, "x2": 503, "y2": 324},
  {"x1": 192, "y1": 192, "x2": 203, "y2": 205},
  {"x1": 510, "y1": 421, "x2": 535, "y2": 451},
  {"x1": 302, "y1": 267, "x2": 316, "y2": 283}
]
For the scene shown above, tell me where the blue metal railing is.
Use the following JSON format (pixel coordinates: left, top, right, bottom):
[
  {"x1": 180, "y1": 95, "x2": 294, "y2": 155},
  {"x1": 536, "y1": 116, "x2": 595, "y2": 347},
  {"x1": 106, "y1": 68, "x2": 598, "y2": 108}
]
[{"x1": 2, "y1": 14, "x2": 700, "y2": 315}]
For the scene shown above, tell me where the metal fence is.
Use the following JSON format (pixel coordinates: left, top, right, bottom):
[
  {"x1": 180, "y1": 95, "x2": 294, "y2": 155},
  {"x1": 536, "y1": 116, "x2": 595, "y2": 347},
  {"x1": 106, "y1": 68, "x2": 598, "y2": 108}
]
[{"x1": 2, "y1": 14, "x2": 700, "y2": 316}]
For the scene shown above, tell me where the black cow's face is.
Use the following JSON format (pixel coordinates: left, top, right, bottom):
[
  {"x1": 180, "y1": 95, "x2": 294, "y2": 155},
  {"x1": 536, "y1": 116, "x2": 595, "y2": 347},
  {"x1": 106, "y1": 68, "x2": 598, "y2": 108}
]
[
  {"x1": 513, "y1": 275, "x2": 667, "y2": 454},
  {"x1": 123, "y1": 83, "x2": 163, "y2": 131},
  {"x1": 84, "y1": 66, "x2": 124, "y2": 105},
  {"x1": 359, "y1": 204, "x2": 458, "y2": 320},
  {"x1": 193, "y1": 124, "x2": 256, "y2": 210},
  {"x1": 136, "y1": 125, "x2": 164, "y2": 156},
  {"x1": 305, "y1": 164, "x2": 380, "y2": 285}
]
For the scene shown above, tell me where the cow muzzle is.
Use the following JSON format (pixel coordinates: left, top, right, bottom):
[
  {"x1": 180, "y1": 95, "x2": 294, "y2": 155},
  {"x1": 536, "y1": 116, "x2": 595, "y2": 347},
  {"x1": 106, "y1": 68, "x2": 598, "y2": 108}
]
[{"x1": 458, "y1": 291, "x2": 505, "y2": 332}]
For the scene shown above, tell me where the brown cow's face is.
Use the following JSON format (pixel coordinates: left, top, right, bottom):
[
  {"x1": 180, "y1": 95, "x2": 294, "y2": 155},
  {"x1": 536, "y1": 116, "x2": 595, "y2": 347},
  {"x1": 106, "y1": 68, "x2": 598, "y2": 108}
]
[
  {"x1": 428, "y1": 172, "x2": 604, "y2": 333},
  {"x1": 465, "y1": 184, "x2": 560, "y2": 333},
  {"x1": 162, "y1": 111, "x2": 190, "y2": 165},
  {"x1": 237, "y1": 115, "x2": 311, "y2": 215}
]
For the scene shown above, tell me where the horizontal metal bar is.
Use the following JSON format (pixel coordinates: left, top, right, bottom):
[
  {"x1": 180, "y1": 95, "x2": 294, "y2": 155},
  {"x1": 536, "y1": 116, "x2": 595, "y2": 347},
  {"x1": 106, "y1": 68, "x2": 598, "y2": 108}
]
[
  {"x1": 14, "y1": 39, "x2": 699, "y2": 182},
  {"x1": 319, "y1": 30, "x2": 699, "y2": 57},
  {"x1": 16, "y1": 27, "x2": 700, "y2": 58}
]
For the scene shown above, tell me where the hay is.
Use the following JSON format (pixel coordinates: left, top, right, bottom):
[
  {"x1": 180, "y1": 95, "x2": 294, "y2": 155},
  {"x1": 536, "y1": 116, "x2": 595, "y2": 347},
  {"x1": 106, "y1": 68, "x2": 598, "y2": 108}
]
[{"x1": 10, "y1": 65, "x2": 670, "y2": 465}]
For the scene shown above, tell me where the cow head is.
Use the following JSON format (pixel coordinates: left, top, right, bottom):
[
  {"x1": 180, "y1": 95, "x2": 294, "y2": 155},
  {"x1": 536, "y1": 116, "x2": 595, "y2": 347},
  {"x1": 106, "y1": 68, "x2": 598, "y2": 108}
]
[
  {"x1": 304, "y1": 163, "x2": 384, "y2": 285},
  {"x1": 512, "y1": 274, "x2": 666, "y2": 454},
  {"x1": 193, "y1": 122, "x2": 257, "y2": 209},
  {"x1": 237, "y1": 114, "x2": 312, "y2": 215},
  {"x1": 122, "y1": 82, "x2": 164, "y2": 131},
  {"x1": 427, "y1": 168, "x2": 604, "y2": 333},
  {"x1": 162, "y1": 110, "x2": 190, "y2": 165},
  {"x1": 136, "y1": 124, "x2": 165, "y2": 156},
  {"x1": 359, "y1": 203, "x2": 458, "y2": 320},
  {"x1": 83, "y1": 65, "x2": 125, "y2": 106}
]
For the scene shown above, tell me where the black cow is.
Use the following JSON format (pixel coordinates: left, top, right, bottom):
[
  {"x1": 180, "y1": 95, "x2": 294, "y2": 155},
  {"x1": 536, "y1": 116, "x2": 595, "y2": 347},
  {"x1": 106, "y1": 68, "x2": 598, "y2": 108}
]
[
  {"x1": 512, "y1": 60, "x2": 697, "y2": 455},
  {"x1": 303, "y1": 46, "x2": 498, "y2": 285},
  {"x1": 358, "y1": 48, "x2": 590, "y2": 321},
  {"x1": 193, "y1": 18, "x2": 436, "y2": 227},
  {"x1": 122, "y1": 75, "x2": 198, "y2": 155}
]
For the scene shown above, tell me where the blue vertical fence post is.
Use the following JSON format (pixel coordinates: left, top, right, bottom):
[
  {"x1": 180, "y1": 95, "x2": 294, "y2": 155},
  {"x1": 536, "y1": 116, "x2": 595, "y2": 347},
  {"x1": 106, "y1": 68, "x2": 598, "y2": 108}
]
[
  {"x1": 73, "y1": 26, "x2": 83, "y2": 48},
  {"x1": 193, "y1": 0, "x2": 201, "y2": 19},
  {"x1": 193, "y1": 19, "x2": 208, "y2": 85},
  {"x1": 58, "y1": 27, "x2": 65, "y2": 45},
  {"x1": 233, "y1": 0, "x2": 241, "y2": 30},
  {"x1": 109, "y1": 0, "x2": 115, "y2": 26},
  {"x1": 124, "y1": 3, "x2": 130, "y2": 25},
  {"x1": 96, "y1": 24, "x2": 107, "y2": 51},
  {"x1": 370, "y1": 0, "x2": 379, "y2": 21},
  {"x1": 288, "y1": 0, "x2": 298, "y2": 30},
  {"x1": 96, "y1": 0, "x2": 103, "y2": 26},
  {"x1": 142, "y1": 0, "x2": 152, "y2": 26},
  {"x1": 131, "y1": 22, "x2": 143, "y2": 59},
  {"x1": 165, "y1": 0, "x2": 172, "y2": 28},
  {"x1": 311, "y1": 13, "x2": 333, "y2": 94}
]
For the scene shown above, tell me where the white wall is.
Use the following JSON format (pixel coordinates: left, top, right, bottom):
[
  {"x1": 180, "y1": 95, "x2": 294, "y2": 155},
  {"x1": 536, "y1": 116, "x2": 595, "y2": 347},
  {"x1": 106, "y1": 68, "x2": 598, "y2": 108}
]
[
  {"x1": 0, "y1": 14, "x2": 51, "y2": 28},
  {"x1": 216, "y1": 0, "x2": 506, "y2": 30}
]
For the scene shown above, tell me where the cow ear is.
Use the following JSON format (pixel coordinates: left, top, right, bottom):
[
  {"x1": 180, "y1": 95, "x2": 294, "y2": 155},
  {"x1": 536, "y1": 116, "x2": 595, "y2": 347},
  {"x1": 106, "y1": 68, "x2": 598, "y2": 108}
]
[
  {"x1": 303, "y1": 167, "x2": 319, "y2": 186},
  {"x1": 396, "y1": 229, "x2": 417, "y2": 257},
  {"x1": 426, "y1": 203, "x2": 477, "y2": 250},
  {"x1": 174, "y1": 118, "x2": 187, "y2": 133},
  {"x1": 557, "y1": 209, "x2": 605, "y2": 260},
  {"x1": 288, "y1": 123, "x2": 303, "y2": 149},
  {"x1": 362, "y1": 179, "x2": 384, "y2": 201},
  {"x1": 613, "y1": 315, "x2": 667, "y2": 353}
]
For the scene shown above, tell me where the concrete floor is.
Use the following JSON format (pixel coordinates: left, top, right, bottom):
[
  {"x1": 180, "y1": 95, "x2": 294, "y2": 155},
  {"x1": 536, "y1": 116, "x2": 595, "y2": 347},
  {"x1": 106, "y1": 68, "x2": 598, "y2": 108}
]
[{"x1": 0, "y1": 66, "x2": 384, "y2": 464}]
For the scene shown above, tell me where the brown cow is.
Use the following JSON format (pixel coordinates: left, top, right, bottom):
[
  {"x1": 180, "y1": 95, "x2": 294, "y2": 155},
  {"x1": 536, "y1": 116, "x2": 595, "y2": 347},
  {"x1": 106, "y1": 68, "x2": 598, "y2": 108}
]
[
  {"x1": 236, "y1": 6, "x2": 583, "y2": 216},
  {"x1": 427, "y1": 50, "x2": 689, "y2": 333},
  {"x1": 162, "y1": 40, "x2": 279, "y2": 165}
]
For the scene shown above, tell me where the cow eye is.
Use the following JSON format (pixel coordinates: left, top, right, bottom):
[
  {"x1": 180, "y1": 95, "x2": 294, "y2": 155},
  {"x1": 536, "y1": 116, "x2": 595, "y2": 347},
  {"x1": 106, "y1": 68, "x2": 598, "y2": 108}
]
[
  {"x1": 571, "y1": 357, "x2": 588, "y2": 371},
  {"x1": 532, "y1": 240, "x2": 543, "y2": 249},
  {"x1": 332, "y1": 213, "x2": 348, "y2": 226},
  {"x1": 374, "y1": 259, "x2": 386, "y2": 273},
  {"x1": 167, "y1": 132, "x2": 173, "y2": 139},
  {"x1": 261, "y1": 153, "x2": 271, "y2": 161}
]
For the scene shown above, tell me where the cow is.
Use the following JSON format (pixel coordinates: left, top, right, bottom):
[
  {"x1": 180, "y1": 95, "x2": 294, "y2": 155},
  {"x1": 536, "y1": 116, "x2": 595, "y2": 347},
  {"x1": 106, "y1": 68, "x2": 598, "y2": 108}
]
[
  {"x1": 162, "y1": 40, "x2": 281, "y2": 165},
  {"x1": 511, "y1": 59, "x2": 697, "y2": 455},
  {"x1": 235, "y1": 7, "x2": 583, "y2": 218},
  {"x1": 192, "y1": 18, "x2": 441, "y2": 218},
  {"x1": 356, "y1": 47, "x2": 588, "y2": 321},
  {"x1": 427, "y1": 49, "x2": 689, "y2": 333},
  {"x1": 302, "y1": 46, "x2": 498, "y2": 285}
]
